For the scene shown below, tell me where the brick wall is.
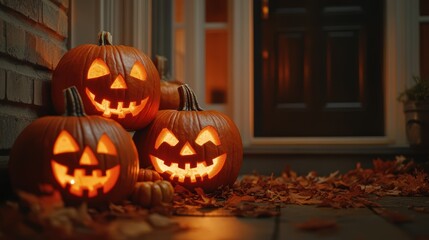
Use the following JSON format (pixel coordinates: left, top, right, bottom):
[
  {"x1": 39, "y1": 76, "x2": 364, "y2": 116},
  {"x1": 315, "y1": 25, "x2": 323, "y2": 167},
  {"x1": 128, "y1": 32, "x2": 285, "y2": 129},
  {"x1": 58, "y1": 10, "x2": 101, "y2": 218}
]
[{"x1": 0, "y1": 0, "x2": 69, "y2": 152}]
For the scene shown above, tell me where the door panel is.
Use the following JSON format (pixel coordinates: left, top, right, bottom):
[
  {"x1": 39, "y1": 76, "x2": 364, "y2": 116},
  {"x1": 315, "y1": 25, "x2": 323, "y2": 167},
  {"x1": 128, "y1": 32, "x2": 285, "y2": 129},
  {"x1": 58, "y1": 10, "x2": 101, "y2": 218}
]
[{"x1": 254, "y1": 0, "x2": 384, "y2": 137}]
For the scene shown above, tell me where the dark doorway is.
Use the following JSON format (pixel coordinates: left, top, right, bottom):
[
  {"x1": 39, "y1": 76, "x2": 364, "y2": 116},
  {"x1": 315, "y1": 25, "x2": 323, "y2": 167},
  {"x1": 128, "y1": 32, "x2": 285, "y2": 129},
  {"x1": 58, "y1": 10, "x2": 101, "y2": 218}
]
[{"x1": 254, "y1": 0, "x2": 385, "y2": 137}]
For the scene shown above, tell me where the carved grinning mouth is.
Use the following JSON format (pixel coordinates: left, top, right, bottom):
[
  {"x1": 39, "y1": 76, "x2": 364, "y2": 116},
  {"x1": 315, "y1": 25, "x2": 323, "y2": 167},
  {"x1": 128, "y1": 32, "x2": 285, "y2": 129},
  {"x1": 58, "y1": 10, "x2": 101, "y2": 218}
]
[
  {"x1": 85, "y1": 88, "x2": 148, "y2": 118},
  {"x1": 149, "y1": 154, "x2": 227, "y2": 183},
  {"x1": 51, "y1": 160, "x2": 120, "y2": 198}
]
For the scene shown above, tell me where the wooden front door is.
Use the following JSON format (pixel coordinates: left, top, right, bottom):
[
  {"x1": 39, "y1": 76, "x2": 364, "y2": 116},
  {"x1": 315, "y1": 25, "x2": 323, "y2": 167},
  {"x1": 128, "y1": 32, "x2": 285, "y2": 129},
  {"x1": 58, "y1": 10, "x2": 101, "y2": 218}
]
[{"x1": 254, "y1": 0, "x2": 384, "y2": 137}]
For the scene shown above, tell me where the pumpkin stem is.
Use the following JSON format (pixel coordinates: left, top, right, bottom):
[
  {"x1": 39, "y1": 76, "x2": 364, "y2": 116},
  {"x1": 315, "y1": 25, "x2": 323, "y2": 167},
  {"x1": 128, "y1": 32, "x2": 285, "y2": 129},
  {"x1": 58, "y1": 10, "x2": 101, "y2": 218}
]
[
  {"x1": 64, "y1": 86, "x2": 87, "y2": 117},
  {"x1": 98, "y1": 31, "x2": 113, "y2": 46},
  {"x1": 178, "y1": 84, "x2": 203, "y2": 111}
]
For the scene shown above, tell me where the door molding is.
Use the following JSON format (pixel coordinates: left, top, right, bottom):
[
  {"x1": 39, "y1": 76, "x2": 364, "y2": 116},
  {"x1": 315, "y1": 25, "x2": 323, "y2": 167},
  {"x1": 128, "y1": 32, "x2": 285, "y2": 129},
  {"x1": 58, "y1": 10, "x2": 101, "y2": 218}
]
[
  {"x1": 232, "y1": 0, "x2": 418, "y2": 147},
  {"x1": 70, "y1": 0, "x2": 152, "y2": 55}
]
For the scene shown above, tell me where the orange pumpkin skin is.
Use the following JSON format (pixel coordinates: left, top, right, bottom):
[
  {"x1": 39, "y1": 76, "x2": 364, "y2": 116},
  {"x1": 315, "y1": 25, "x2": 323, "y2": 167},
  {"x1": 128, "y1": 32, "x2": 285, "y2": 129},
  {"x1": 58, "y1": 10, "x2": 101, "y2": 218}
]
[
  {"x1": 160, "y1": 80, "x2": 183, "y2": 110},
  {"x1": 51, "y1": 32, "x2": 160, "y2": 131},
  {"x1": 133, "y1": 85, "x2": 243, "y2": 192},
  {"x1": 131, "y1": 180, "x2": 174, "y2": 208},
  {"x1": 9, "y1": 87, "x2": 139, "y2": 205},
  {"x1": 137, "y1": 168, "x2": 163, "y2": 182}
]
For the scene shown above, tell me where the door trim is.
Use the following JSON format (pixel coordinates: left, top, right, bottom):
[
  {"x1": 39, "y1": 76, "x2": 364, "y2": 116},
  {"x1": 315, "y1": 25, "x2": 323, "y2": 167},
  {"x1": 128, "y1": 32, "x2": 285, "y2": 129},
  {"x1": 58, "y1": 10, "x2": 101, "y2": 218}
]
[
  {"x1": 70, "y1": 0, "x2": 152, "y2": 54},
  {"x1": 231, "y1": 0, "x2": 418, "y2": 147}
]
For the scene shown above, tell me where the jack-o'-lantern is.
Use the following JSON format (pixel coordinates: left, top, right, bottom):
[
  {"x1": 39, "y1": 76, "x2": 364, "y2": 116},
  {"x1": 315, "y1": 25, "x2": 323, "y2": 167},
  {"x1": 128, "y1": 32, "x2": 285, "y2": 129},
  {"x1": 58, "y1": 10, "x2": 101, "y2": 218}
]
[
  {"x1": 133, "y1": 85, "x2": 243, "y2": 192},
  {"x1": 9, "y1": 87, "x2": 139, "y2": 205},
  {"x1": 51, "y1": 31, "x2": 160, "y2": 130}
]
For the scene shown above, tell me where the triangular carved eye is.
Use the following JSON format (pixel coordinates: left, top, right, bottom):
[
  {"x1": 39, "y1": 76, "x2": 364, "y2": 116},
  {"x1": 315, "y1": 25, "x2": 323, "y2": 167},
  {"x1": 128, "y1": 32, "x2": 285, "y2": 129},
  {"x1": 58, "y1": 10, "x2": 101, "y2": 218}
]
[
  {"x1": 88, "y1": 58, "x2": 110, "y2": 79},
  {"x1": 97, "y1": 134, "x2": 118, "y2": 156},
  {"x1": 53, "y1": 130, "x2": 80, "y2": 154},
  {"x1": 130, "y1": 61, "x2": 147, "y2": 81},
  {"x1": 195, "y1": 126, "x2": 221, "y2": 146},
  {"x1": 155, "y1": 128, "x2": 179, "y2": 149}
]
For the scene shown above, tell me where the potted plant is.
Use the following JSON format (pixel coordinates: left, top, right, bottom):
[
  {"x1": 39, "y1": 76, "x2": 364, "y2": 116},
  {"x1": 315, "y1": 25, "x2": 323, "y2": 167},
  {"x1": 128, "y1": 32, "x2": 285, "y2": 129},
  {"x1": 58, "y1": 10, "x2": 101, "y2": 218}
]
[{"x1": 398, "y1": 76, "x2": 429, "y2": 150}]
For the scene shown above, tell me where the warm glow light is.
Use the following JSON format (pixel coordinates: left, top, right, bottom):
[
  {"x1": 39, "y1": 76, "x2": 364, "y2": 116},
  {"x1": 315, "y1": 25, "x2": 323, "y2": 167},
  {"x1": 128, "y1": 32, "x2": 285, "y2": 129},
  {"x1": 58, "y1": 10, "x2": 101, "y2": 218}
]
[
  {"x1": 130, "y1": 61, "x2": 147, "y2": 81},
  {"x1": 88, "y1": 58, "x2": 110, "y2": 79},
  {"x1": 150, "y1": 154, "x2": 227, "y2": 183},
  {"x1": 195, "y1": 126, "x2": 220, "y2": 146},
  {"x1": 85, "y1": 88, "x2": 148, "y2": 118},
  {"x1": 97, "y1": 134, "x2": 118, "y2": 155},
  {"x1": 51, "y1": 160, "x2": 120, "y2": 197},
  {"x1": 262, "y1": 0, "x2": 269, "y2": 19},
  {"x1": 110, "y1": 75, "x2": 127, "y2": 89},
  {"x1": 180, "y1": 142, "x2": 196, "y2": 156},
  {"x1": 155, "y1": 128, "x2": 179, "y2": 149},
  {"x1": 79, "y1": 146, "x2": 99, "y2": 165},
  {"x1": 52, "y1": 133, "x2": 121, "y2": 197},
  {"x1": 53, "y1": 130, "x2": 80, "y2": 154}
]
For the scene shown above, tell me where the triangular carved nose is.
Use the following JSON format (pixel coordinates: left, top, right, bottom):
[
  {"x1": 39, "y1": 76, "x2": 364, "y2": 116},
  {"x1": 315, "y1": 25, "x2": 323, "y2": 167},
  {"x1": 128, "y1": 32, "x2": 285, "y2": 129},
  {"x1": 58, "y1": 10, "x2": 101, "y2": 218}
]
[
  {"x1": 79, "y1": 146, "x2": 99, "y2": 165},
  {"x1": 180, "y1": 142, "x2": 196, "y2": 156},
  {"x1": 110, "y1": 74, "x2": 127, "y2": 89}
]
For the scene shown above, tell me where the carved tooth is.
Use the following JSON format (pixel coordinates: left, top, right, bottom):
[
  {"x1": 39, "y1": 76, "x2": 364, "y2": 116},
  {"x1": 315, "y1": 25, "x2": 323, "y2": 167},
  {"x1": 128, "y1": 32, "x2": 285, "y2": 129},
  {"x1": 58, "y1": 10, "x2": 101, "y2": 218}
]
[
  {"x1": 117, "y1": 102, "x2": 126, "y2": 118},
  {"x1": 102, "y1": 100, "x2": 111, "y2": 117},
  {"x1": 129, "y1": 102, "x2": 136, "y2": 112},
  {"x1": 190, "y1": 175, "x2": 196, "y2": 183}
]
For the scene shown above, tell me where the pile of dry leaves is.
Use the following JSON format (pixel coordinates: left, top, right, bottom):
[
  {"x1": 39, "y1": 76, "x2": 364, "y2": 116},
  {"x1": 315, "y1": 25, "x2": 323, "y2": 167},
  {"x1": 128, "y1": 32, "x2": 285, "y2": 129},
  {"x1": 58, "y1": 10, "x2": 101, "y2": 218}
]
[
  {"x1": 0, "y1": 188, "x2": 183, "y2": 239},
  {"x1": 0, "y1": 156, "x2": 428, "y2": 239},
  {"x1": 173, "y1": 156, "x2": 429, "y2": 216}
]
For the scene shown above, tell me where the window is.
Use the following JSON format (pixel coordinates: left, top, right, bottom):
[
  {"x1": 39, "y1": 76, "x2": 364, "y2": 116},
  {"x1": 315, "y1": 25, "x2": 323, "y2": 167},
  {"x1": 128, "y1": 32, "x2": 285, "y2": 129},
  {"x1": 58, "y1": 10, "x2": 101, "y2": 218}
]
[{"x1": 170, "y1": 0, "x2": 231, "y2": 111}]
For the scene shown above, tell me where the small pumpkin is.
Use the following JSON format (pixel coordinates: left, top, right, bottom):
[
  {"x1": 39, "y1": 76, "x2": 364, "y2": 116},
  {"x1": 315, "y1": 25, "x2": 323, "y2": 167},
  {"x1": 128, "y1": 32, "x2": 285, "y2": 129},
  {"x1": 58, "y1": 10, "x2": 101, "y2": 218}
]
[
  {"x1": 133, "y1": 84, "x2": 243, "y2": 192},
  {"x1": 137, "y1": 168, "x2": 163, "y2": 182},
  {"x1": 131, "y1": 180, "x2": 174, "y2": 208},
  {"x1": 51, "y1": 31, "x2": 160, "y2": 131},
  {"x1": 9, "y1": 87, "x2": 139, "y2": 205}
]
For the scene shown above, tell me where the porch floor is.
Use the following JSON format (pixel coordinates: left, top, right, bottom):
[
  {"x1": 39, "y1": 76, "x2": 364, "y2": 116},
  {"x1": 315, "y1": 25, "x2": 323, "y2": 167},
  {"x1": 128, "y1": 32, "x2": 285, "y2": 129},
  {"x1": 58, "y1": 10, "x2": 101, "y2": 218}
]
[
  {"x1": 1, "y1": 151, "x2": 428, "y2": 239},
  {"x1": 151, "y1": 197, "x2": 429, "y2": 240}
]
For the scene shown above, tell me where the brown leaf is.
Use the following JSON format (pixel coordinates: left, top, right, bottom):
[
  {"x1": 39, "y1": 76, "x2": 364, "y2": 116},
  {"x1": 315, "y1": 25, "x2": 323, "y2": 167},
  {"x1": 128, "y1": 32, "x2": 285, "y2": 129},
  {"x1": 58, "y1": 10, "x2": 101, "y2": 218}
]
[
  {"x1": 17, "y1": 188, "x2": 64, "y2": 216},
  {"x1": 409, "y1": 205, "x2": 429, "y2": 213},
  {"x1": 225, "y1": 194, "x2": 255, "y2": 207},
  {"x1": 294, "y1": 218, "x2": 338, "y2": 231},
  {"x1": 373, "y1": 208, "x2": 413, "y2": 223},
  {"x1": 194, "y1": 188, "x2": 219, "y2": 207}
]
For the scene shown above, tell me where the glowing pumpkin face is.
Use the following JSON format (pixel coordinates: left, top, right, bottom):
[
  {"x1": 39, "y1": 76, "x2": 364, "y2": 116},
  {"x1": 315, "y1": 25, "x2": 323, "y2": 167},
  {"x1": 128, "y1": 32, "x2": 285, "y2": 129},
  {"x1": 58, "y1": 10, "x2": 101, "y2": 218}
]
[
  {"x1": 9, "y1": 87, "x2": 139, "y2": 205},
  {"x1": 84, "y1": 58, "x2": 149, "y2": 119},
  {"x1": 51, "y1": 130, "x2": 121, "y2": 198},
  {"x1": 52, "y1": 31, "x2": 160, "y2": 130},
  {"x1": 151, "y1": 126, "x2": 227, "y2": 183},
  {"x1": 134, "y1": 85, "x2": 243, "y2": 192}
]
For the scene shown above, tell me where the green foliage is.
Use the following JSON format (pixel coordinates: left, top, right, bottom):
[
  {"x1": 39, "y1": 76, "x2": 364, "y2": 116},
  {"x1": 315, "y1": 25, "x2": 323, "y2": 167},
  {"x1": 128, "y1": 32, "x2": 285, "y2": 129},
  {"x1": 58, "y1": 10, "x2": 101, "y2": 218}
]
[{"x1": 398, "y1": 76, "x2": 429, "y2": 102}]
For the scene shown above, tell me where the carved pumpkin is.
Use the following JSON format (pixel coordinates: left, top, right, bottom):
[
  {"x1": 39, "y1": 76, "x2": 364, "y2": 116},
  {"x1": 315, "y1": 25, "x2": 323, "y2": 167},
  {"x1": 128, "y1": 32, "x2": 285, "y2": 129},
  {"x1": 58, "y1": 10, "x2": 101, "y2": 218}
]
[
  {"x1": 51, "y1": 31, "x2": 160, "y2": 130},
  {"x1": 9, "y1": 87, "x2": 139, "y2": 205},
  {"x1": 133, "y1": 85, "x2": 243, "y2": 192}
]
